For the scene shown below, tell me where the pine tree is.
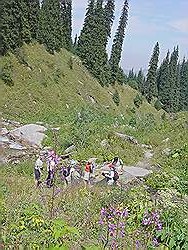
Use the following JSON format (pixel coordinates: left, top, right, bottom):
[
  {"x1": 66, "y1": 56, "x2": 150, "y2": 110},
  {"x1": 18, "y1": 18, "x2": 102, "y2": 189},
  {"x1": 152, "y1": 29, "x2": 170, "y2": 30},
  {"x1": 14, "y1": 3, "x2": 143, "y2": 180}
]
[
  {"x1": 109, "y1": 0, "x2": 129, "y2": 84},
  {"x1": 0, "y1": 0, "x2": 22, "y2": 55},
  {"x1": 60, "y1": 0, "x2": 72, "y2": 50},
  {"x1": 168, "y1": 47, "x2": 179, "y2": 112},
  {"x1": 144, "y1": 42, "x2": 160, "y2": 102},
  {"x1": 38, "y1": 0, "x2": 62, "y2": 54},
  {"x1": 137, "y1": 69, "x2": 145, "y2": 95},
  {"x1": 19, "y1": 0, "x2": 32, "y2": 43},
  {"x1": 179, "y1": 58, "x2": 188, "y2": 111},
  {"x1": 27, "y1": 0, "x2": 40, "y2": 40},
  {"x1": 157, "y1": 51, "x2": 171, "y2": 111},
  {"x1": 103, "y1": 0, "x2": 115, "y2": 47},
  {"x1": 76, "y1": 0, "x2": 95, "y2": 64}
]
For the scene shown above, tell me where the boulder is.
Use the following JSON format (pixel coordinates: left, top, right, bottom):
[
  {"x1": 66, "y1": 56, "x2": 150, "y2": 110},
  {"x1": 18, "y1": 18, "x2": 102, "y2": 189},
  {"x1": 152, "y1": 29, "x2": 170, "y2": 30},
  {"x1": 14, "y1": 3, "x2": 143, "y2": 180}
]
[
  {"x1": 64, "y1": 145, "x2": 76, "y2": 154},
  {"x1": 115, "y1": 132, "x2": 138, "y2": 145},
  {"x1": 9, "y1": 124, "x2": 47, "y2": 147}
]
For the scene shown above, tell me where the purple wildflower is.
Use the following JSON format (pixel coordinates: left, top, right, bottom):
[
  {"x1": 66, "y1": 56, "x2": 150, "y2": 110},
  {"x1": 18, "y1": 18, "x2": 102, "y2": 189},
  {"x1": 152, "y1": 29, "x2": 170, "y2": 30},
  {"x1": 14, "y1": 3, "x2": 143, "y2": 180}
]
[
  {"x1": 135, "y1": 240, "x2": 141, "y2": 249},
  {"x1": 54, "y1": 188, "x2": 61, "y2": 196},
  {"x1": 142, "y1": 217, "x2": 151, "y2": 226},
  {"x1": 99, "y1": 219, "x2": 104, "y2": 225},
  {"x1": 122, "y1": 209, "x2": 128, "y2": 217},
  {"x1": 156, "y1": 222, "x2": 162, "y2": 231},
  {"x1": 100, "y1": 207, "x2": 107, "y2": 217},
  {"x1": 152, "y1": 237, "x2": 159, "y2": 247}
]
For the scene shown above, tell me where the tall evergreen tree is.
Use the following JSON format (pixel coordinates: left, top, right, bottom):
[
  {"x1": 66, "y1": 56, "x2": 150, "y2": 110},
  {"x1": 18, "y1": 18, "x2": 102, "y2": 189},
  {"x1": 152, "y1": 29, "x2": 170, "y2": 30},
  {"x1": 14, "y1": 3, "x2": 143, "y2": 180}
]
[
  {"x1": 157, "y1": 51, "x2": 171, "y2": 111},
  {"x1": 0, "y1": 0, "x2": 22, "y2": 55},
  {"x1": 144, "y1": 42, "x2": 160, "y2": 102},
  {"x1": 168, "y1": 46, "x2": 179, "y2": 112},
  {"x1": 19, "y1": 0, "x2": 32, "y2": 43},
  {"x1": 179, "y1": 58, "x2": 188, "y2": 111},
  {"x1": 76, "y1": 0, "x2": 95, "y2": 64},
  {"x1": 27, "y1": 0, "x2": 40, "y2": 40},
  {"x1": 103, "y1": 0, "x2": 115, "y2": 47},
  {"x1": 60, "y1": 0, "x2": 72, "y2": 50},
  {"x1": 137, "y1": 69, "x2": 145, "y2": 95},
  {"x1": 38, "y1": 0, "x2": 62, "y2": 54},
  {"x1": 109, "y1": 0, "x2": 129, "y2": 84}
]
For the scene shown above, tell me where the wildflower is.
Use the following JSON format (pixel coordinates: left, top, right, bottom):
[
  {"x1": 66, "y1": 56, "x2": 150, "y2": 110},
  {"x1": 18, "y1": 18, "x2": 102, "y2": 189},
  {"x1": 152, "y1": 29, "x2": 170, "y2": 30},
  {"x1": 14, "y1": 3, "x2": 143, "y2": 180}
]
[
  {"x1": 99, "y1": 219, "x2": 104, "y2": 225},
  {"x1": 152, "y1": 237, "x2": 159, "y2": 247},
  {"x1": 142, "y1": 217, "x2": 151, "y2": 226},
  {"x1": 100, "y1": 207, "x2": 107, "y2": 217},
  {"x1": 122, "y1": 209, "x2": 128, "y2": 217},
  {"x1": 135, "y1": 240, "x2": 141, "y2": 249},
  {"x1": 156, "y1": 222, "x2": 162, "y2": 231}
]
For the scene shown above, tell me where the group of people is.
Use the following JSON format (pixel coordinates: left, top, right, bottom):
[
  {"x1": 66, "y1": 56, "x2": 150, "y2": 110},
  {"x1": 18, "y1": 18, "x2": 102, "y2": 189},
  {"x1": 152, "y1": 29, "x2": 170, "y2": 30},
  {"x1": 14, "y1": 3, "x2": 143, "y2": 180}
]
[{"x1": 34, "y1": 149, "x2": 124, "y2": 188}]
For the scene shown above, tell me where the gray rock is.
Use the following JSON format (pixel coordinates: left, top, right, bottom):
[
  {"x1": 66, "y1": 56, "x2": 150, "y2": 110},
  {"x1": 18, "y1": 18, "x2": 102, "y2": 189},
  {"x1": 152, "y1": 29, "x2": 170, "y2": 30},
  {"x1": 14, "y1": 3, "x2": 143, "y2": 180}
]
[
  {"x1": 64, "y1": 145, "x2": 76, "y2": 154},
  {"x1": 100, "y1": 139, "x2": 109, "y2": 148},
  {"x1": 141, "y1": 144, "x2": 152, "y2": 149},
  {"x1": 144, "y1": 150, "x2": 154, "y2": 159},
  {"x1": 10, "y1": 124, "x2": 47, "y2": 147},
  {"x1": 1, "y1": 128, "x2": 9, "y2": 135},
  {"x1": 115, "y1": 132, "x2": 138, "y2": 145},
  {"x1": 9, "y1": 142, "x2": 27, "y2": 150},
  {"x1": 0, "y1": 135, "x2": 9, "y2": 143},
  {"x1": 162, "y1": 148, "x2": 171, "y2": 156},
  {"x1": 123, "y1": 166, "x2": 152, "y2": 177}
]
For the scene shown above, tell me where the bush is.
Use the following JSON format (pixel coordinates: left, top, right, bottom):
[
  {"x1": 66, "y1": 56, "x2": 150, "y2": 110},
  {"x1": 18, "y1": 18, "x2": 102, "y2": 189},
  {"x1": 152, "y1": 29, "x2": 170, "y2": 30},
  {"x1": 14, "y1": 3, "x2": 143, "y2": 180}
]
[
  {"x1": 134, "y1": 94, "x2": 143, "y2": 108},
  {"x1": 154, "y1": 99, "x2": 162, "y2": 111},
  {"x1": 0, "y1": 61, "x2": 14, "y2": 86},
  {"x1": 112, "y1": 90, "x2": 120, "y2": 106}
]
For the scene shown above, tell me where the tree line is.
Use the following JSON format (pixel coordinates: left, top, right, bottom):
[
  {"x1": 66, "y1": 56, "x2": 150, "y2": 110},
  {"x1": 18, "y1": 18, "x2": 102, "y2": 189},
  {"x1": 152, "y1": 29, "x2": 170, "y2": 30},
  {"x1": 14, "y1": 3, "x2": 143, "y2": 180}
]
[
  {"x1": 0, "y1": 0, "x2": 187, "y2": 112},
  {"x1": 127, "y1": 44, "x2": 188, "y2": 112}
]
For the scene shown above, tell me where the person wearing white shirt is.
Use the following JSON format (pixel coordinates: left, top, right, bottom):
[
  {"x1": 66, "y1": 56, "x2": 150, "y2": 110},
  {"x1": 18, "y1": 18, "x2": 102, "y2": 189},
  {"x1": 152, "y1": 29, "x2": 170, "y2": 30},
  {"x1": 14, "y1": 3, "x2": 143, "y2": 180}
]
[{"x1": 34, "y1": 156, "x2": 43, "y2": 187}]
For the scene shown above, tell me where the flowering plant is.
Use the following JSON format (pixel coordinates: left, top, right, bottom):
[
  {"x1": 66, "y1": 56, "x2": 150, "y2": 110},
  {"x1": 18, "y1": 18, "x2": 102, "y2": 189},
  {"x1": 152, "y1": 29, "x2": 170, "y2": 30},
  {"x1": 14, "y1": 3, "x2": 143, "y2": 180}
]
[{"x1": 98, "y1": 206, "x2": 128, "y2": 249}]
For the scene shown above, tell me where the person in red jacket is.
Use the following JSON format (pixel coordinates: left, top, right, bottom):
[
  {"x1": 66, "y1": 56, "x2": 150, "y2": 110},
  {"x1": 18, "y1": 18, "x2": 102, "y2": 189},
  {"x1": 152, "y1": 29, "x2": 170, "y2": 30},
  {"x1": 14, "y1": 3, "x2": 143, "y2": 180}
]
[{"x1": 83, "y1": 159, "x2": 94, "y2": 185}]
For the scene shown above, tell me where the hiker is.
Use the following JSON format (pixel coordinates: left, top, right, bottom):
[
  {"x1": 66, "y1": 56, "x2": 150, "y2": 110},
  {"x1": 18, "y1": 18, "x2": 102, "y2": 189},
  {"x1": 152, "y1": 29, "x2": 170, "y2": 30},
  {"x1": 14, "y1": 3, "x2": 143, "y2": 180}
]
[
  {"x1": 60, "y1": 160, "x2": 81, "y2": 186},
  {"x1": 102, "y1": 165, "x2": 119, "y2": 185},
  {"x1": 34, "y1": 155, "x2": 43, "y2": 187},
  {"x1": 46, "y1": 152, "x2": 56, "y2": 188},
  {"x1": 83, "y1": 159, "x2": 95, "y2": 185},
  {"x1": 108, "y1": 157, "x2": 124, "y2": 174}
]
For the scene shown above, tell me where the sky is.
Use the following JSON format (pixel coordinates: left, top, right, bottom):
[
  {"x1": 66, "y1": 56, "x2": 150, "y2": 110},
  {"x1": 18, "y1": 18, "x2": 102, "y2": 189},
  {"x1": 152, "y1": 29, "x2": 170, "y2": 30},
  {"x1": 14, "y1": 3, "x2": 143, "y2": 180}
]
[{"x1": 72, "y1": 0, "x2": 188, "y2": 71}]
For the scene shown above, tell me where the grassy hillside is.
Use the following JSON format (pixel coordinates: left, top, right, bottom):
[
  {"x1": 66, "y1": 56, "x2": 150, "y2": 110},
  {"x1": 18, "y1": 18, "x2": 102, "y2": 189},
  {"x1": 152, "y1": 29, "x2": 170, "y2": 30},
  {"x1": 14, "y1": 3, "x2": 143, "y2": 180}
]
[
  {"x1": 0, "y1": 43, "x2": 162, "y2": 124},
  {"x1": 0, "y1": 44, "x2": 188, "y2": 249}
]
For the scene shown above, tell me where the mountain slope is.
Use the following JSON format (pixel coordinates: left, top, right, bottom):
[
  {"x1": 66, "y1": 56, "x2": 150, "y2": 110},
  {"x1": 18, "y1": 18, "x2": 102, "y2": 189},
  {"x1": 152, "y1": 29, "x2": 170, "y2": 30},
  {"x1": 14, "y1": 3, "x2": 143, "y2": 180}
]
[{"x1": 0, "y1": 43, "x2": 163, "y2": 124}]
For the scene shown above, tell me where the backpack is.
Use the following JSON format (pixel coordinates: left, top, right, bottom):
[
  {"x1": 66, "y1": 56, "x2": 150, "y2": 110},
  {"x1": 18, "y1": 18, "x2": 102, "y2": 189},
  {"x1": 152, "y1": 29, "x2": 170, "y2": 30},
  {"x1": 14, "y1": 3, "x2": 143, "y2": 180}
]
[
  {"x1": 63, "y1": 166, "x2": 71, "y2": 177},
  {"x1": 113, "y1": 169, "x2": 119, "y2": 181}
]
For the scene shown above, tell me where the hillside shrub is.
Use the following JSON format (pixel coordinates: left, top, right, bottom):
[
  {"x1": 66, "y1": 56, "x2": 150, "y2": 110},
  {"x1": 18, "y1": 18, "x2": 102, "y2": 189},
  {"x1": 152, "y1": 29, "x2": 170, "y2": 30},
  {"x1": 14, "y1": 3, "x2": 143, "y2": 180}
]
[
  {"x1": 134, "y1": 94, "x2": 143, "y2": 108},
  {"x1": 154, "y1": 99, "x2": 162, "y2": 111},
  {"x1": 112, "y1": 90, "x2": 120, "y2": 106},
  {"x1": 0, "y1": 61, "x2": 14, "y2": 86}
]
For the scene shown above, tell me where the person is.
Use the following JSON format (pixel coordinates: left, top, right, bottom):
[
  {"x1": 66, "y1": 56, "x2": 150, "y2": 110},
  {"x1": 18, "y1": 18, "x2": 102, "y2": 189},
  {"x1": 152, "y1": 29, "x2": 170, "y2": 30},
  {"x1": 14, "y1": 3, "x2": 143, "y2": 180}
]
[
  {"x1": 108, "y1": 157, "x2": 124, "y2": 174},
  {"x1": 46, "y1": 158, "x2": 55, "y2": 188},
  {"x1": 102, "y1": 165, "x2": 119, "y2": 186},
  {"x1": 83, "y1": 159, "x2": 95, "y2": 185},
  {"x1": 34, "y1": 155, "x2": 43, "y2": 187}
]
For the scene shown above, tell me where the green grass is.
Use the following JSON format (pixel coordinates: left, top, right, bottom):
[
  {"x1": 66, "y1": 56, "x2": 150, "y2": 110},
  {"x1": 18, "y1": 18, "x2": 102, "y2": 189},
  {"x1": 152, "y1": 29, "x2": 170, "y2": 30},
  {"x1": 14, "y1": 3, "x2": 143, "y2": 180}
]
[{"x1": 0, "y1": 43, "x2": 162, "y2": 124}]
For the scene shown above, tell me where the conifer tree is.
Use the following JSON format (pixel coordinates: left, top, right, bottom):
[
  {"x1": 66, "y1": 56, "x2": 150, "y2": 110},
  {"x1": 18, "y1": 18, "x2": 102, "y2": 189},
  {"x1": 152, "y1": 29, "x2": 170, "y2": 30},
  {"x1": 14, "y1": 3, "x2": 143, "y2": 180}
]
[
  {"x1": 168, "y1": 46, "x2": 179, "y2": 112},
  {"x1": 103, "y1": 0, "x2": 115, "y2": 47},
  {"x1": 157, "y1": 51, "x2": 171, "y2": 111},
  {"x1": 109, "y1": 0, "x2": 129, "y2": 84},
  {"x1": 38, "y1": 0, "x2": 62, "y2": 54},
  {"x1": 19, "y1": 0, "x2": 32, "y2": 43},
  {"x1": 60, "y1": 0, "x2": 72, "y2": 50},
  {"x1": 0, "y1": 0, "x2": 22, "y2": 55},
  {"x1": 144, "y1": 42, "x2": 160, "y2": 102},
  {"x1": 27, "y1": 0, "x2": 40, "y2": 40},
  {"x1": 137, "y1": 69, "x2": 145, "y2": 95},
  {"x1": 76, "y1": 0, "x2": 95, "y2": 64},
  {"x1": 179, "y1": 58, "x2": 188, "y2": 111}
]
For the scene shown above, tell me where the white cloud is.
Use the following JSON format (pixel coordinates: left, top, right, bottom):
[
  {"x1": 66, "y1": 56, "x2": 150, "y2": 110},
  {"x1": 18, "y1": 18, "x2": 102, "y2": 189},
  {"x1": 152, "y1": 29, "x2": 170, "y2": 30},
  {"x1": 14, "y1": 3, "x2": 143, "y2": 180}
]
[{"x1": 169, "y1": 18, "x2": 188, "y2": 33}]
